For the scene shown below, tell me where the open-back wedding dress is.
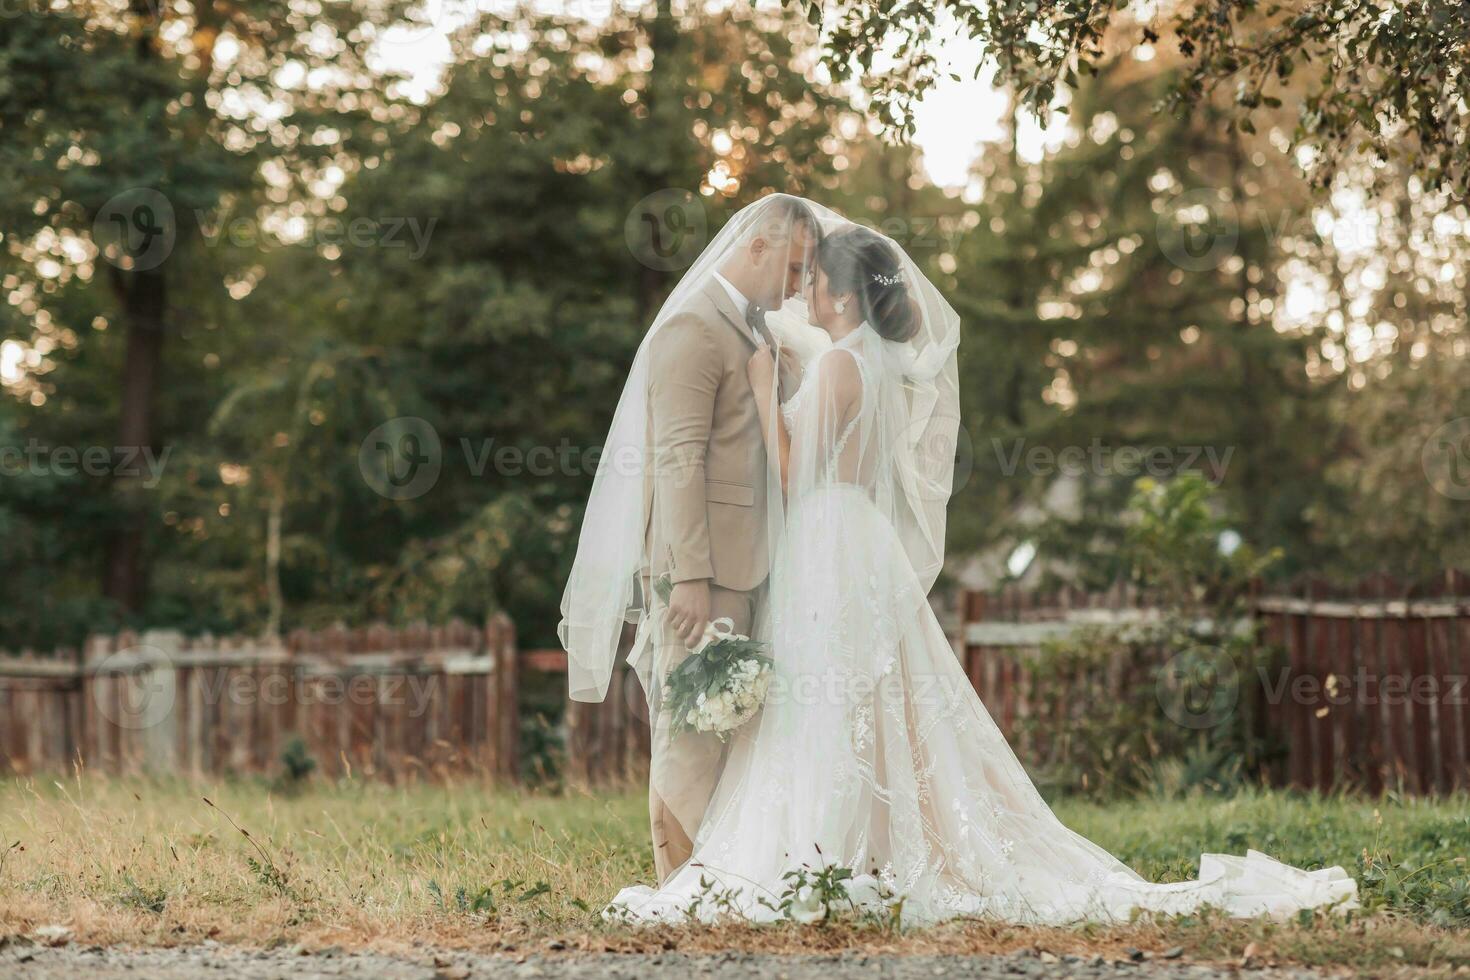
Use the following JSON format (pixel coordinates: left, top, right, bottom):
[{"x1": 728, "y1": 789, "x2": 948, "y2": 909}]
[{"x1": 569, "y1": 196, "x2": 1358, "y2": 926}]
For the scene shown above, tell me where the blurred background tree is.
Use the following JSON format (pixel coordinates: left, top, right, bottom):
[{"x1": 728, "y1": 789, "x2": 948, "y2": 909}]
[
  {"x1": 945, "y1": 53, "x2": 1347, "y2": 588},
  {"x1": 1, "y1": 1, "x2": 1466, "y2": 656},
  {"x1": 806, "y1": 0, "x2": 1470, "y2": 195},
  {"x1": 0, "y1": 0, "x2": 411, "y2": 628}
]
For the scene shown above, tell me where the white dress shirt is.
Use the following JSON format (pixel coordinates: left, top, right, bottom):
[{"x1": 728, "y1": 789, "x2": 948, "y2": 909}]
[{"x1": 713, "y1": 271, "x2": 762, "y2": 344}]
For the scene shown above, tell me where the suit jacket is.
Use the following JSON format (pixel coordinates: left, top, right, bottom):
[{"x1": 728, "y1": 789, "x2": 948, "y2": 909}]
[{"x1": 643, "y1": 280, "x2": 785, "y2": 594}]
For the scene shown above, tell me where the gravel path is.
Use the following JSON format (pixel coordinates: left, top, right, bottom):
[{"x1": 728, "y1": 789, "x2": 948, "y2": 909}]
[{"x1": 0, "y1": 942, "x2": 1332, "y2": 980}]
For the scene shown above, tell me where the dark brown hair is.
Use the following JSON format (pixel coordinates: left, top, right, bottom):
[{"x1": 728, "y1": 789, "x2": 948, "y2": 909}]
[{"x1": 814, "y1": 226, "x2": 919, "y2": 342}]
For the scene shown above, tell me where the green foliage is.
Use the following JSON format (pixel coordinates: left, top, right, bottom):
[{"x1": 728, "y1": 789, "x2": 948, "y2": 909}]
[
  {"x1": 246, "y1": 854, "x2": 292, "y2": 897},
  {"x1": 1313, "y1": 352, "x2": 1470, "y2": 580},
  {"x1": 798, "y1": 0, "x2": 1470, "y2": 195},
  {"x1": 944, "y1": 58, "x2": 1341, "y2": 587},
  {"x1": 426, "y1": 874, "x2": 552, "y2": 922},
  {"x1": 631, "y1": 852, "x2": 900, "y2": 927},
  {"x1": 1020, "y1": 475, "x2": 1280, "y2": 798},
  {"x1": 3, "y1": 0, "x2": 1466, "y2": 683},
  {"x1": 767, "y1": 862, "x2": 850, "y2": 924},
  {"x1": 0, "y1": 408, "x2": 121, "y2": 651},
  {"x1": 0, "y1": 0, "x2": 413, "y2": 642},
  {"x1": 1127, "y1": 475, "x2": 1281, "y2": 609},
  {"x1": 0, "y1": 4, "x2": 864, "y2": 651},
  {"x1": 117, "y1": 873, "x2": 168, "y2": 914},
  {"x1": 427, "y1": 878, "x2": 498, "y2": 918},
  {"x1": 275, "y1": 737, "x2": 318, "y2": 793}
]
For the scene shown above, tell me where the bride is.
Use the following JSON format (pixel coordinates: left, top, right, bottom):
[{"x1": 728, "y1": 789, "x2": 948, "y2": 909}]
[{"x1": 566, "y1": 195, "x2": 1357, "y2": 926}]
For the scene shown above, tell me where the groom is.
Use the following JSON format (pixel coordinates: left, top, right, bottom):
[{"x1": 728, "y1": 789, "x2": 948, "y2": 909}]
[{"x1": 642, "y1": 198, "x2": 819, "y2": 881}]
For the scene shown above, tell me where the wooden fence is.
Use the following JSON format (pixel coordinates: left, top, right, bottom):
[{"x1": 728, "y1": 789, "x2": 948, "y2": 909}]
[
  {"x1": 531, "y1": 572, "x2": 1470, "y2": 796},
  {"x1": 962, "y1": 572, "x2": 1470, "y2": 795},
  {"x1": 523, "y1": 628, "x2": 652, "y2": 788},
  {"x1": 959, "y1": 582, "x2": 1181, "y2": 788},
  {"x1": 0, "y1": 616, "x2": 519, "y2": 782},
  {"x1": 8, "y1": 571, "x2": 1467, "y2": 794},
  {"x1": 1254, "y1": 574, "x2": 1470, "y2": 795}
]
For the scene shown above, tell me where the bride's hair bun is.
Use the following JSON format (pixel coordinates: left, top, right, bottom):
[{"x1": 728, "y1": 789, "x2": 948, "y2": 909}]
[{"x1": 815, "y1": 226, "x2": 920, "y2": 343}]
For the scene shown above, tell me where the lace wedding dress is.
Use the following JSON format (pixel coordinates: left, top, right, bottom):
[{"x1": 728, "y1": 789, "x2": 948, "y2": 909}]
[{"x1": 608, "y1": 324, "x2": 1358, "y2": 926}]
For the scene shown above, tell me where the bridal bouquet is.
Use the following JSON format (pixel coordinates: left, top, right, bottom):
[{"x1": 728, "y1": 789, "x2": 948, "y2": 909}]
[{"x1": 655, "y1": 576, "x2": 773, "y2": 741}]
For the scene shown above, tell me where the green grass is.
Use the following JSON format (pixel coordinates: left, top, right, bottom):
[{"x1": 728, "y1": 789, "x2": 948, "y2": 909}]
[
  {"x1": 0, "y1": 775, "x2": 1466, "y2": 973},
  {"x1": 1051, "y1": 792, "x2": 1470, "y2": 926}
]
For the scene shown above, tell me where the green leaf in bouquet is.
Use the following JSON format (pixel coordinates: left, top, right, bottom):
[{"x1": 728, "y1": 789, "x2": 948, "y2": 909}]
[{"x1": 666, "y1": 652, "x2": 705, "y2": 686}]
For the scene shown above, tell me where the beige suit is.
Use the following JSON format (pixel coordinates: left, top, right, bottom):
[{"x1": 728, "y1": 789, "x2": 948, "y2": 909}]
[
  {"x1": 642, "y1": 279, "x2": 786, "y2": 881},
  {"x1": 644, "y1": 280, "x2": 772, "y2": 590}
]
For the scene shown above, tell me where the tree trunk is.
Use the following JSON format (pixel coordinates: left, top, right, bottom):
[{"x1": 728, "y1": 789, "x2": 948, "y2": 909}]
[
  {"x1": 103, "y1": 268, "x2": 166, "y2": 611},
  {"x1": 636, "y1": 0, "x2": 679, "y2": 321},
  {"x1": 1228, "y1": 130, "x2": 1267, "y2": 532},
  {"x1": 264, "y1": 477, "x2": 285, "y2": 641},
  {"x1": 1003, "y1": 92, "x2": 1028, "y2": 428},
  {"x1": 103, "y1": 0, "x2": 167, "y2": 613}
]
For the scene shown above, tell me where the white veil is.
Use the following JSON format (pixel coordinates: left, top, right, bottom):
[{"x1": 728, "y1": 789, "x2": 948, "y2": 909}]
[
  {"x1": 560, "y1": 195, "x2": 961, "y2": 869},
  {"x1": 587, "y1": 199, "x2": 1357, "y2": 926},
  {"x1": 558, "y1": 194, "x2": 814, "y2": 702},
  {"x1": 557, "y1": 194, "x2": 959, "y2": 704}
]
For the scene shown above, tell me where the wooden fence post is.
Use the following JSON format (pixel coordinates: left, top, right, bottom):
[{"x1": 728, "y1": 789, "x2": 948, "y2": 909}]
[
  {"x1": 486, "y1": 612, "x2": 519, "y2": 783},
  {"x1": 557, "y1": 624, "x2": 646, "y2": 788}
]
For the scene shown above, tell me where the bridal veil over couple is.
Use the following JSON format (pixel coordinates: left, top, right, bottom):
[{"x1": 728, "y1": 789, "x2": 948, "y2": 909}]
[{"x1": 559, "y1": 195, "x2": 1357, "y2": 925}]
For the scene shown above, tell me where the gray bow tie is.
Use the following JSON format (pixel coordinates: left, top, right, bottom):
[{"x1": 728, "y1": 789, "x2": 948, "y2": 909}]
[{"x1": 745, "y1": 302, "x2": 774, "y2": 346}]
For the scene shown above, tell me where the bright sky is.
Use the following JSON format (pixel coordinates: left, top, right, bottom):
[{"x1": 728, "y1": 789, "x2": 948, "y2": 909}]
[{"x1": 906, "y1": 40, "x2": 1009, "y2": 187}]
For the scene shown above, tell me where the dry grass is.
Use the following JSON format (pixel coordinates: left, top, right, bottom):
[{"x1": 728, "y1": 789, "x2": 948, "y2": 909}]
[{"x1": 0, "y1": 773, "x2": 1467, "y2": 974}]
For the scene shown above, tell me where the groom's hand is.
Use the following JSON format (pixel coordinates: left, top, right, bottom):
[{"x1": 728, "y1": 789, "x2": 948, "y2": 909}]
[
  {"x1": 745, "y1": 344, "x2": 777, "y2": 395},
  {"x1": 667, "y1": 580, "x2": 711, "y2": 649}
]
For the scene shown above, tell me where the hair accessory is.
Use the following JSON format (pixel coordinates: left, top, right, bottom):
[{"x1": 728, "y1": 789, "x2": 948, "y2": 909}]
[{"x1": 871, "y1": 270, "x2": 903, "y2": 287}]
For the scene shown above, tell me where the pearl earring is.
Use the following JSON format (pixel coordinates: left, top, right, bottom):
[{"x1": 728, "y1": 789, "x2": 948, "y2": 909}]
[{"x1": 834, "y1": 298, "x2": 847, "y2": 314}]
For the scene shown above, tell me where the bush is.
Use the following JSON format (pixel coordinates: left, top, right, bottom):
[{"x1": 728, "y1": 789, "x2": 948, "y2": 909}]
[{"x1": 1018, "y1": 474, "x2": 1283, "y2": 798}]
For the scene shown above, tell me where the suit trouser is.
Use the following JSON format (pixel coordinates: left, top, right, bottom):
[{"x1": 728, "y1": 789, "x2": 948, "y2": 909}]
[{"x1": 647, "y1": 582, "x2": 756, "y2": 883}]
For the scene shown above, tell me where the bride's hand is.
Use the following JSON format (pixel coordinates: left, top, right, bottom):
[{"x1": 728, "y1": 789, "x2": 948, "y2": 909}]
[{"x1": 746, "y1": 344, "x2": 776, "y2": 393}]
